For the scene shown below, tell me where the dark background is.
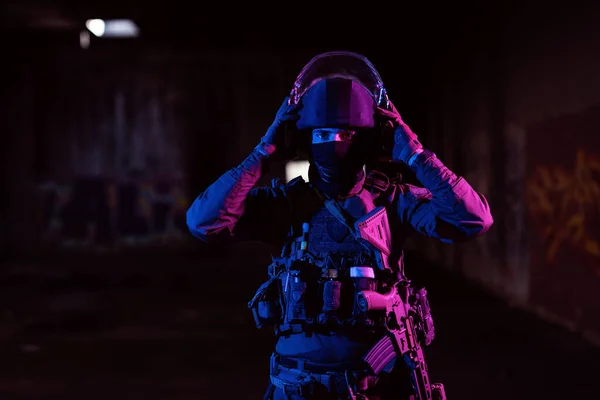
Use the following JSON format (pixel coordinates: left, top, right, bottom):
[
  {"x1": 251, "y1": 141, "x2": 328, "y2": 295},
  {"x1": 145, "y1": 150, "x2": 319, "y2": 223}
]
[{"x1": 1, "y1": 1, "x2": 599, "y2": 399}]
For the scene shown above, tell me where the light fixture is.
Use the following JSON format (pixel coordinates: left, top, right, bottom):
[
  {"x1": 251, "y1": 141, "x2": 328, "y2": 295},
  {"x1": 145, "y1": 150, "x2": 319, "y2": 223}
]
[
  {"x1": 85, "y1": 19, "x2": 105, "y2": 37},
  {"x1": 85, "y1": 19, "x2": 140, "y2": 38}
]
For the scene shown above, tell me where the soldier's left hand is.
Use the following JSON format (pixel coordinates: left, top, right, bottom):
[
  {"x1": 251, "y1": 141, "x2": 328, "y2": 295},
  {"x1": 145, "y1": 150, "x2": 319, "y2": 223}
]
[{"x1": 375, "y1": 100, "x2": 423, "y2": 164}]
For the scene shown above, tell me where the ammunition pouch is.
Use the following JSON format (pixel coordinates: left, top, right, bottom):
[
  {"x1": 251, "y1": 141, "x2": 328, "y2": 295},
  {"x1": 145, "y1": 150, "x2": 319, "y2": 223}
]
[{"x1": 248, "y1": 274, "x2": 284, "y2": 329}]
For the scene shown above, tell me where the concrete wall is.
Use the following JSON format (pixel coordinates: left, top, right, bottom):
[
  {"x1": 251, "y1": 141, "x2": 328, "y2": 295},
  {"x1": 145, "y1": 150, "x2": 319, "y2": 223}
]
[
  {"x1": 428, "y1": 3, "x2": 600, "y2": 344},
  {"x1": 0, "y1": 38, "x2": 289, "y2": 255}
]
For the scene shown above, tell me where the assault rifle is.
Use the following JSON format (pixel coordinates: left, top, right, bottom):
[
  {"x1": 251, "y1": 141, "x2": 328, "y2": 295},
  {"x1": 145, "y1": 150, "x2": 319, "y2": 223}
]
[{"x1": 354, "y1": 206, "x2": 447, "y2": 400}]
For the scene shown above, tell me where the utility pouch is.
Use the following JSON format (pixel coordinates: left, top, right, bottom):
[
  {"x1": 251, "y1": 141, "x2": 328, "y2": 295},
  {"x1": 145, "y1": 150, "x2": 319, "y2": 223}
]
[{"x1": 248, "y1": 275, "x2": 284, "y2": 329}]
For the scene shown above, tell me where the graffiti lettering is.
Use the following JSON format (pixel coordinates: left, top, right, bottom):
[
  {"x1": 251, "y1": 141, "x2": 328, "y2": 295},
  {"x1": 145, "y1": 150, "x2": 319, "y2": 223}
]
[{"x1": 527, "y1": 149, "x2": 600, "y2": 264}]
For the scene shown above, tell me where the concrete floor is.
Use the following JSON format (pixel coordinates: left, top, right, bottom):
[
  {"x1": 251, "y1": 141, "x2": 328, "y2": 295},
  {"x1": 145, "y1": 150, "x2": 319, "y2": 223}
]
[{"x1": 0, "y1": 248, "x2": 597, "y2": 399}]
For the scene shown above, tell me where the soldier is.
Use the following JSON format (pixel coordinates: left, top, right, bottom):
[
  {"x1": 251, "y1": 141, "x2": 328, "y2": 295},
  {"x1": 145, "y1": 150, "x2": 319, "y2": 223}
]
[{"x1": 187, "y1": 52, "x2": 493, "y2": 399}]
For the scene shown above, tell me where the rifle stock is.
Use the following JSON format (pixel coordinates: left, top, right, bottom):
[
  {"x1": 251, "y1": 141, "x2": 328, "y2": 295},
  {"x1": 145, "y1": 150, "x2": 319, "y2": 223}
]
[{"x1": 355, "y1": 206, "x2": 393, "y2": 272}]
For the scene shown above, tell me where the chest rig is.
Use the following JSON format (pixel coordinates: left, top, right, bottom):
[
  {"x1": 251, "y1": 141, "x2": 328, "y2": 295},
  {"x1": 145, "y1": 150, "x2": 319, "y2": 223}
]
[
  {"x1": 249, "y1": 179, "x2": 405, "y2": 337},
  {"x1": 249, "y1": 175, "x2": 443, "y2": 399}
]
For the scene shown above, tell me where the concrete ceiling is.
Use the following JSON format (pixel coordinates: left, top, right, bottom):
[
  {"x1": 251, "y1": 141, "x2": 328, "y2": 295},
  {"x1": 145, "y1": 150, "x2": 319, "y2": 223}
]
[{"x1": 0, "y1": 0, "x2": 502, "y2": 49}]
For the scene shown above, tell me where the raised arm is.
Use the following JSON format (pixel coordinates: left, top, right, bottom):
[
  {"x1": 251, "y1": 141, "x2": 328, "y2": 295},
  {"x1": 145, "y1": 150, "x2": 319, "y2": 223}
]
[
  {"x1": 186, "y1": 97, "x2": 300, "y2": 245},
  {"x1": 378, "y1": 102, "x2": 493, "y2": 243}
]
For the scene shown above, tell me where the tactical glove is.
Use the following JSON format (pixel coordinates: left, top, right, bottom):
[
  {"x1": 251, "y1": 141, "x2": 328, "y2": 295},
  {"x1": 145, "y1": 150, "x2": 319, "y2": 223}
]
[
  {"x1": 376, "y1": 101, "x2": 423, "y2": 165},
  {"x1": 255, "y1": 96, "x2": 301, "y2": 161}
]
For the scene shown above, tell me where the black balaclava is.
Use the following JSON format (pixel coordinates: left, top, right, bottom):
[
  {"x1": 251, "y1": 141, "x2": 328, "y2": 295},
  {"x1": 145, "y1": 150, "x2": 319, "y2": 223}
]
[{"x1": 297, "y1": 78, "x2": 377, "y2": 198}]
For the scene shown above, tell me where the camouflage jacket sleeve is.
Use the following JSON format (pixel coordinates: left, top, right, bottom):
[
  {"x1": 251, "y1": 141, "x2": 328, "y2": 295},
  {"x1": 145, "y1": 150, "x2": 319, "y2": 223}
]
[
  {"x1": 185, "y1": 149, "x2": 292, "y2": 246},
  {"x1": 394, "y1": 149, "x2": 493, "y2": 243}
]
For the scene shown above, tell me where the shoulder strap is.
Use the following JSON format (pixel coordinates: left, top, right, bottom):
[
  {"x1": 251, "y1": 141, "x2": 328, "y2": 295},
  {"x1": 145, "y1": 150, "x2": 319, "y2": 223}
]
[
  {"x1": 311, "y1": 186, "x2": 356, "y2": 231},
  {"x1": 323, "y1": 198, "x2": 356, "y2": 234}
]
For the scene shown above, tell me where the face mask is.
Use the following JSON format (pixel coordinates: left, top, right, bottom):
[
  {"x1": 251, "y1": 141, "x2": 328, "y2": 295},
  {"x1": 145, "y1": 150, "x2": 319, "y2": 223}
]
[
  {"x1": 311, "y1": 142, "x2": 365, "y2": 196},
  {"x1": 311, "y1": 142, "x2": 352, "y2": 182}
]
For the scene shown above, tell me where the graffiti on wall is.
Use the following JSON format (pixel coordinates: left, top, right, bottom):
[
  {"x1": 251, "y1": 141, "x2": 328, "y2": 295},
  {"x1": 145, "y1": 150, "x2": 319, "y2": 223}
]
[
  {"x1": 525, "y1": 104, "x2": 600, "y2": 338},
  {"x1": 35, "y1": 173, "x2": 191, "y2": 249},
  {"x1": 527, "y1": 149, "x2": 600, "y2": 266}
]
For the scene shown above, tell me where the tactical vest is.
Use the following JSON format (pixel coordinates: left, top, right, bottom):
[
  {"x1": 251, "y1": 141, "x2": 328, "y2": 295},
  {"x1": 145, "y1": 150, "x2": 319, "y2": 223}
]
[
  {"x1": 251, "y1": 173, "x2": 442, "y2": 399},
  {"x1": 248, "y1": 176, "x2": 410, "y2": 338}
]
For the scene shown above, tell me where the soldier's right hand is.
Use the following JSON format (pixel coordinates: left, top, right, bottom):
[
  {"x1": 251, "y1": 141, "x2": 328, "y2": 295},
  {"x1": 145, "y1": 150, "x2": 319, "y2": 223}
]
[{"x1": 255, "y1": 96, "x2": 301, "y2": 159}]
